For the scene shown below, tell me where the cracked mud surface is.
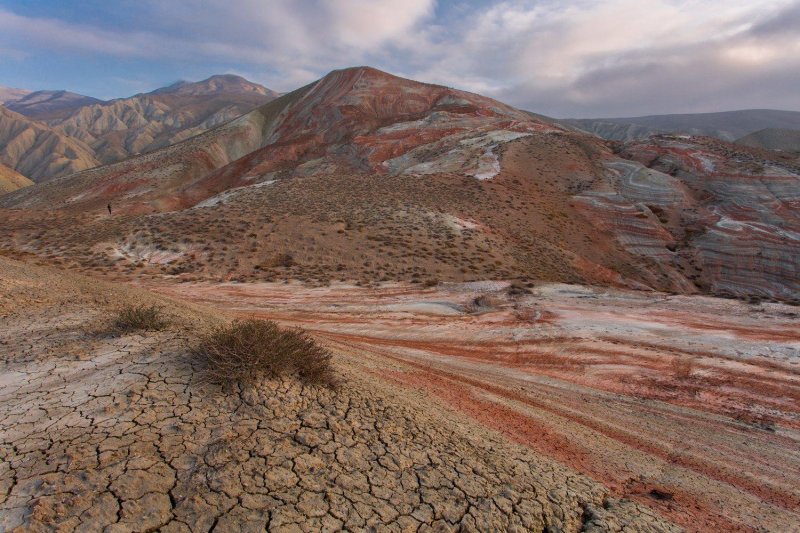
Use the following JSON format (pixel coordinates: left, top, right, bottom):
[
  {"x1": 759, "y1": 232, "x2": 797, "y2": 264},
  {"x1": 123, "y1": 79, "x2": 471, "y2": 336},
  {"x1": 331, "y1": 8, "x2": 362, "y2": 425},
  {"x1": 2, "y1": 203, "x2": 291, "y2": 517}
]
[
  {"x1": 158, "y1": 280, "x2": 800, "y2": 532},
  {"x1": 0, "y1": 257, "x2": 677, "y2": 532}
]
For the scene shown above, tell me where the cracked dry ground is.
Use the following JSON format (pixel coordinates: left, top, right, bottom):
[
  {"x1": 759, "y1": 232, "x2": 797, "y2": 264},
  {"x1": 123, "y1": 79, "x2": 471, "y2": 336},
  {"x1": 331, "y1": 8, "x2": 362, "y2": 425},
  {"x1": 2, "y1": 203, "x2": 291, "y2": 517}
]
[{"x1": 0, "y1": 258, "x2": 675, "y2": 532}]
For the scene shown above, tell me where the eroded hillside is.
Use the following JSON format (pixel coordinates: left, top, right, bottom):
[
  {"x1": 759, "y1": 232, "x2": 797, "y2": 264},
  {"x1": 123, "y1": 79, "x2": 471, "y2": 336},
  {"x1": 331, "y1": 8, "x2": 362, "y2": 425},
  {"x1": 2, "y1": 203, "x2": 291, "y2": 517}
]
[{"x1": 1, "y1": 67, "x2": 798, "y2": 301}]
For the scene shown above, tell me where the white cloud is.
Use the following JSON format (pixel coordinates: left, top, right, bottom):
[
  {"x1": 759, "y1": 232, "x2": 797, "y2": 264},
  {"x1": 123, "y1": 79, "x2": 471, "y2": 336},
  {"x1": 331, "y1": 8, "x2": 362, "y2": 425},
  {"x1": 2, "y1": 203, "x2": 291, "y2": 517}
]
[{"x1": 0, "y1": 0, "x2": 798, "y2": 115}]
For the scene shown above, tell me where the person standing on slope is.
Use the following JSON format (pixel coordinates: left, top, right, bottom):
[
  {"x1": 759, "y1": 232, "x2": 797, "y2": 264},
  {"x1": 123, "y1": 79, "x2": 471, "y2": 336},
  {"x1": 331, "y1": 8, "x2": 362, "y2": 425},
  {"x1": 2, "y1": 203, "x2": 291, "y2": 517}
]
[{"x1": 107, "y1": 203, "x2": 112, "y2": 215}]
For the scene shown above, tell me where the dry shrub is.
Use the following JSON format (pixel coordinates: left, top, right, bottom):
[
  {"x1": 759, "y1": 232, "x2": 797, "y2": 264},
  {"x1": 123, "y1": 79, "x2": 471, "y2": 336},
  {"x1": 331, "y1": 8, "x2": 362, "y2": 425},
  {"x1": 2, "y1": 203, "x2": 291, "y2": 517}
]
[
  {"x1": 112, "y1": 304, "x2": 169, "y2": 332},
  {"x1": 671, "y1": 356, "x2": 694, "y2": 379},
  {"x1": 193, "y1": 319, "x2": 335, "y2": 387}
]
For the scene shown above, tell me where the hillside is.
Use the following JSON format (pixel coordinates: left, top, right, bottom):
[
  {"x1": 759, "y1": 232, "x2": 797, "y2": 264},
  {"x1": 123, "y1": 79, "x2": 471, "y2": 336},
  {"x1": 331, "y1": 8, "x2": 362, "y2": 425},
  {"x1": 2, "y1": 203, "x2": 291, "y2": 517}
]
[
  {"x1": 0, "y1": 105, "x2": 99, "y2": 182},
  {"x1": 0, "y1": 75, "x2": 278, "y2": 182},
  {"x1": 49, "y1": 75, "x2": 278, "y2": 165},
  {"x1": 566, "y1": 109, "x2": 800, "y2": 141},
  {"x1": 1, "y1": 67, "x2": 798, "y2": 301},
  {"x1": 0, "y1": 161, "x2": 33, "y2": 194},
  {"x1": 736, "y1": 128, "x2": 800, "y2": 153}
]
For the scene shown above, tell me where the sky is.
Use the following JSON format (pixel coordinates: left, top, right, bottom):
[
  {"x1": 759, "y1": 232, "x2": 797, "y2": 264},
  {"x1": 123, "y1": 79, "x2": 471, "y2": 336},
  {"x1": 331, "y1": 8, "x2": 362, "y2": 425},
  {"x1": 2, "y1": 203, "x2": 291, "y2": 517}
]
[{"x1": 0, "y1": 0, "x2": 799, "y2": 117}]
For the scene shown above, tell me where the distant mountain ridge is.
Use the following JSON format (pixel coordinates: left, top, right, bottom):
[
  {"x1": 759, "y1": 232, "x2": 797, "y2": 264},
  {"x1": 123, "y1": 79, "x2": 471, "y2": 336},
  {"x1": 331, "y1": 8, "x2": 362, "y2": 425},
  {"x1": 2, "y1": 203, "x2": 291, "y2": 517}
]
[
  {"x1": 0, "y1": 74, "x2": 278, "y2": 181},
  {"x1": 564, "y1": 109, "x2": 800, "y2": 142},
  {"x1": 6, "y1": 90, "x2": 103, "y2": 121},
  {"x1": 736, "y1": 128, "x2": 800, "y2": 153},
  {"x1": 0, "y1": 86, "x2": 31, "y2": 105}
]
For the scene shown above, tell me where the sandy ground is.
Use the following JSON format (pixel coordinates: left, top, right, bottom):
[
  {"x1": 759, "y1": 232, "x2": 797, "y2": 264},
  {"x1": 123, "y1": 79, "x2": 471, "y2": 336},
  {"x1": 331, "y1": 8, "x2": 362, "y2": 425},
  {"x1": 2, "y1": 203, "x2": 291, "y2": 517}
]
[
  {"x1": 0, "y1": 257, "x2": 676, "y2": 532},
  {"x1": 154, "y1": 280, "x2": 800, "y2": 532}
]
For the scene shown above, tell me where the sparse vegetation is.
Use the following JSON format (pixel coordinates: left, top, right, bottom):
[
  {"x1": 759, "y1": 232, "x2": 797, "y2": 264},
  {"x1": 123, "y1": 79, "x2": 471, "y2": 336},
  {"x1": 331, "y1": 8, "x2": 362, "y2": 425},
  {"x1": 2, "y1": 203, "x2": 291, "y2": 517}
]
[
  {"x1": 112, "y1": 303, "x2": 169, "y2": 332},
  {"x1": 193, "y1": 319, "x2": 335, "y2": 387}
]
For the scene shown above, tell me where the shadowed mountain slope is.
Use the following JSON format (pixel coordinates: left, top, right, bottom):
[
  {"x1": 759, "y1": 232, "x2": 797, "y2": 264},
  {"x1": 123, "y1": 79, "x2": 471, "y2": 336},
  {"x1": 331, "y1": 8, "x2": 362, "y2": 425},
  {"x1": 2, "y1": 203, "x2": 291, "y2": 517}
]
[
  {"x1": 1, "y1": 67, "x2": 798, "y2": 301},
  {"x1": 0, "y1": 161, "x2": 32, "y2": 194}
]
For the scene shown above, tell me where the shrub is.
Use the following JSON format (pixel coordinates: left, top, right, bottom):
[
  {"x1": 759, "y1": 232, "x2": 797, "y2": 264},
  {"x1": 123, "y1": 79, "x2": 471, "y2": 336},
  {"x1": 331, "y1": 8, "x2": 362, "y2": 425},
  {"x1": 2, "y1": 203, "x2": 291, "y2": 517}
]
[
  {"x1": 112, "y1": 304, "x2": 169, "y2": 332},
  {"x1": 193, "y1": 319, "x2": 334, "y2": 387}
]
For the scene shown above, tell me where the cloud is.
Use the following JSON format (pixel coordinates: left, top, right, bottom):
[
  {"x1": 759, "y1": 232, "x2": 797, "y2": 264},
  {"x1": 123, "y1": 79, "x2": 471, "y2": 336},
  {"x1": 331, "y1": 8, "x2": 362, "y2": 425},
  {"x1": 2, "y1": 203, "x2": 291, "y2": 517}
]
[{"x1": 0, "y1": 0, "x2": 798, "y2": 116}]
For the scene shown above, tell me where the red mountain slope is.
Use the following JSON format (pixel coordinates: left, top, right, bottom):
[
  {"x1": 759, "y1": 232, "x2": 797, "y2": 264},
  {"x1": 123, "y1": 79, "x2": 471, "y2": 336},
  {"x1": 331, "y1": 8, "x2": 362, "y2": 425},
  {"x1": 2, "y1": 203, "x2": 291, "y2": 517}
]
[{"x1": 1, "y1": 67, "x2": 797, "y2": 301}]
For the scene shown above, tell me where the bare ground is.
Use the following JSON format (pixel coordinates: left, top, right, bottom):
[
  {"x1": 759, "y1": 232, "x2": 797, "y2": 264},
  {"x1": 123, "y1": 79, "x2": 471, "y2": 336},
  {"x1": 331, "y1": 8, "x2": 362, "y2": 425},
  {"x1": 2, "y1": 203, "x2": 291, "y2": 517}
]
[
  {"x1": 0, "y1": 257, "x2": 676, "y2": 532},
  {"x1": 155, "y1": 280, "x2": 800, "y2": 532}
]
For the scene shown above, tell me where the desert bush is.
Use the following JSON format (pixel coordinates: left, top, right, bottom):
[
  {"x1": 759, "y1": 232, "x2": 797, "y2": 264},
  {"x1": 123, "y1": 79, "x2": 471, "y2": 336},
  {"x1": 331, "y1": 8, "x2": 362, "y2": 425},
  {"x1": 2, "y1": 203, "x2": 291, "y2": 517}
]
[
  {"x1": 193, "y1": 319, "x2": 335, "y2": 387},
  {"x1": 112, "y1": 304, "x2": 169, "y2": 332}
]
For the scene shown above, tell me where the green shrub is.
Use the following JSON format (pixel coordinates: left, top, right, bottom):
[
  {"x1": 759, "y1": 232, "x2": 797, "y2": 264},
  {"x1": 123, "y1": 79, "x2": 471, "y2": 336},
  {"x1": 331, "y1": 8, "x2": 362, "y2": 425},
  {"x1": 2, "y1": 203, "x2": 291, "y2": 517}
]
[{"x1": 193, "y1": 319, "x2": 334, "y2": 387}]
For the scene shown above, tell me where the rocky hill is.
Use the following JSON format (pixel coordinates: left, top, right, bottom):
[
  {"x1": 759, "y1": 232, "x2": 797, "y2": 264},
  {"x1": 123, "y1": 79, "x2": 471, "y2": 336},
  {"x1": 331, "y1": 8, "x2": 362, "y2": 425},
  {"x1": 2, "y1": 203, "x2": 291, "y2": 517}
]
[{"x1": 1, "y1": 67, "x2": 798, "y2": 301}]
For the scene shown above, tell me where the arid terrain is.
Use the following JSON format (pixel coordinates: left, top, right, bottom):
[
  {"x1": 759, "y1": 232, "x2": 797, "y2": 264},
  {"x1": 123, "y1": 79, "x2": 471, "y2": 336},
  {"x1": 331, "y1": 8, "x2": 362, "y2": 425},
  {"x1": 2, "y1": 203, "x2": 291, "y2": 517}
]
[
  {"x1": 0, "y1": 256, "x2": 682, "y2": 532},
  {"x1": 1, "y1": 65, "x2": 799, "y2": 532}
]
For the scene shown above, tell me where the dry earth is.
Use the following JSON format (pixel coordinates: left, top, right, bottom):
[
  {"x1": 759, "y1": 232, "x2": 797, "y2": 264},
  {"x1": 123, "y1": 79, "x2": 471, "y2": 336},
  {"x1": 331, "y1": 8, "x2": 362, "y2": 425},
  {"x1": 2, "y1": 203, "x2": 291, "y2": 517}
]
[
  {"x1": 0, "y1": 256, "x2": 678, "y2": 532},
  {"x1": 156, "y1": 279, "x2": 800, "y2": 532}
]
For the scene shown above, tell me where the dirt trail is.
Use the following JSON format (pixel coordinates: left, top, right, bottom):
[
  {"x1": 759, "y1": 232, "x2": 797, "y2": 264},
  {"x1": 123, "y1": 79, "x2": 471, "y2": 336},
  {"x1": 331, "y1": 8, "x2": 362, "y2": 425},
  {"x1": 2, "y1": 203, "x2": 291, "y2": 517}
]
[
  {"x1": 157, "y1": 280, "x2": 800, "y2": 532},
  {"x1": 0, "y1": 258, "x2": 676, "y2": 532}
]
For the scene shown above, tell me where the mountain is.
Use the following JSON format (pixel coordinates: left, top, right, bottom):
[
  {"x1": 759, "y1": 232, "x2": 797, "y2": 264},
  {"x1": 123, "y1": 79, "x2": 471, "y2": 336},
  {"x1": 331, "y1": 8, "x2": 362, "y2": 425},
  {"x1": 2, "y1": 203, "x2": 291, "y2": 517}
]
[
  {"x1": 0, "y1": 86, "x2": 31, "y2": 105},
  {"x1": 0, "y1": 75, "x2": 278, "y2": 182},
  {"x1": 565, "y1": 109, "x2": 800, "y2": 141},
  {"x1": 48, "y1": 74, "x2": 278, "y2": 165},
  {"x1": 0, "y1": 161, "x2": 32, "y2": 194},
  {"x1": 5, "y1": 90, "x2": 103, "y2": 121},
  {"x1": 1, "y1": 67, "x2": 798, "y2": 301},
  {"x1": 151, "y1": 74, "x2": 279, "y2": 98},
  {"x1": 0, "y1": 105, "x2": 99, "y2": 182},
  {"x1": 736, "y1": 128, "x2": 800, "y2": 153}
]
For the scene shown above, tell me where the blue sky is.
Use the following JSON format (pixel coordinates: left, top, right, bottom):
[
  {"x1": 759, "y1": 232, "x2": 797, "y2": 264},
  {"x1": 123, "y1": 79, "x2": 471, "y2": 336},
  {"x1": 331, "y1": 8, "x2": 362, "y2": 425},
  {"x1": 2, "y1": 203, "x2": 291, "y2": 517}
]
[{"x1": 1, "y1": 0, "x2": 799, "y2": 117}]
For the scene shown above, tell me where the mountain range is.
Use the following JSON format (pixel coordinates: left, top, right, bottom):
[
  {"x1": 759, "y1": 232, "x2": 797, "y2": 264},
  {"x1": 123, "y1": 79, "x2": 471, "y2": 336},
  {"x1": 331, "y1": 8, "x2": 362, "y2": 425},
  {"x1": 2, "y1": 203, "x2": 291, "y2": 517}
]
[
  {"x1": 564, "y1": 109, "x2": 800, "y2": 142},
  {"x1": 1, "y1": 66, "x2": 797, "y2": 302},
  {"x1": 0, "y1": 75, "x2": 278, "y2": 184}
]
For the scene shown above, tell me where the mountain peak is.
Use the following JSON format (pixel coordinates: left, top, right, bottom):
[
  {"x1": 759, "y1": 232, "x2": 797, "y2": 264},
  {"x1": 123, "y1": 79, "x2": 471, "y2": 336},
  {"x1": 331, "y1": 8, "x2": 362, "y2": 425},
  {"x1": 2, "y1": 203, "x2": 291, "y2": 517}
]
[{"x1": 151, "y1": 74, "x2": 278, "y2": 98}]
